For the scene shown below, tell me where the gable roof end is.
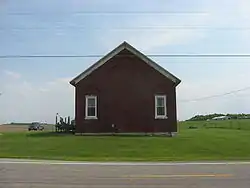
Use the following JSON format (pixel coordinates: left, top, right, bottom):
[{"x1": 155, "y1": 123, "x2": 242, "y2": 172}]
[{"x1": 70, "y1": 41, "x2": 181, "y2": 86}]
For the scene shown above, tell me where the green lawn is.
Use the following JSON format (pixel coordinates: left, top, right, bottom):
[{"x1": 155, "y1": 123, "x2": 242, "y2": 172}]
[{"x1": 1, "y1": 123, "x2": 250, "y2": 161}]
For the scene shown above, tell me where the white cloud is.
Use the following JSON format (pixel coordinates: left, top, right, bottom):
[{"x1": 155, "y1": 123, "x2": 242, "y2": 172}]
[
  {"x1": 99, "y1": 4, "x2": 210, "y2": 52},
  {"x1": 237, "y1": 0, "x2": 250, "y2": 20},
  {"x1": 236, "y1": 0, "x2": 250, "y2": 47},
  {"x1": 103, "y1": 29, "x2": 205, "y2": 52},
  {"x1": 97, "y1": 0, "x2": 250, "y2": 52},
  {"x1": 0, "y1": 76, "x2": 74, "y2": 124},
  {"x1": 38, "y1": 88, "x2": 50, "y2": 93},
  {"x1": 1, "y1": 65, "x2": 250, "y2": 123},
  {"x1": 3, "y1": 70, "x2": 21, "y2": 79},
  {"x1": 177, "y1": 69, "x2": 250, "y2": 120},
  {"x1": 197, "y1": 0, "x2": 250, "y2": 49},
  {"x1": 100, "y1": 24, "x2": 207, "y2": 53}
]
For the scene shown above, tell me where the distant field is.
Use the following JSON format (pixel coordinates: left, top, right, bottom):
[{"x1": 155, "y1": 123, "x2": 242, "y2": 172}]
[
  {"x1": 179, "y1": 119, "x2": 250, "y2": 131},
  {"x1": 0, "y1": 124, "x2": 54, "y2": 132},
  {"x1": 0, "y1": 125, "x2": 27, "y2": 132}
]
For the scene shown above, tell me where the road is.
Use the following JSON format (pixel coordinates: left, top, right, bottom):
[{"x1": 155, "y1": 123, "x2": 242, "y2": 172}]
[{"x1": 1, "y1": 159, "x2": 250, "y2": 188}]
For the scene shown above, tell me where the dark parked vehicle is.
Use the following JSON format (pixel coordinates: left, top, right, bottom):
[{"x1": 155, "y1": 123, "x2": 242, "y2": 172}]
[{"x1": 28, "y1": 122, "x2": 44, "y2": 131}]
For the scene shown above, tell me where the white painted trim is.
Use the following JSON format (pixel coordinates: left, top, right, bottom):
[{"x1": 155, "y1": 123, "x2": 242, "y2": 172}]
[
  {"x1": 85, "y1": 95, "x2": 97, "y2": 119},
  {"x1": 155, "y1": 95, "x2": 167, "y2": 119},
  {"x1": 1, "y1": 159, "x2": 250, "y2": 166},
  {"x1": 70, "y1": 42, "x2": 181, "y2": 86},
  {"x1": 85, "y1": 117, "x2": 98, "y2": 120}
]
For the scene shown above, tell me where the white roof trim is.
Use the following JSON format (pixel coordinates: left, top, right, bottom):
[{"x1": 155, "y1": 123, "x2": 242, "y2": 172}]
[{"x1": 70, "y1": 41, "x2": 181, "y2": 86}]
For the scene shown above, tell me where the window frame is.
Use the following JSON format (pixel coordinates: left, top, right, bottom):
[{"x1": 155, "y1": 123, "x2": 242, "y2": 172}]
[
  {"x1": 155, "y1": 95, "x2": 167, "y2": 119},
  {"x1": 85, "y1": 95, "x2": 97, "y2": 119}
]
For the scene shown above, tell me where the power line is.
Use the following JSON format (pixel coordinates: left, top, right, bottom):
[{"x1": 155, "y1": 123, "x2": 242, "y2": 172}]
[
  {"x1": 147, "y1": 54, "x2": 250, "y2": 57},
  {"x1": 6, "y1": 11, "x2": 208, "y2": 15},
  {"x1": 1, "y1": 54, "x2": 250, "y2": 59},
  {"x1": 2, "y1": 26, "x2": 250, "y2": 31},
  {"x1": 0, "y1": 55, "x2": 102, "y2": 59},
  {"x1": 180, "y1": 86, "x2": 250, "y2": 103}
]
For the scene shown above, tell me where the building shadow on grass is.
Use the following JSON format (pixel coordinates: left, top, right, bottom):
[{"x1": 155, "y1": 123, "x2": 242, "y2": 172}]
[
  {"x1": 76, "y1": 132, "x2": 175, "y2": 138},
  {"x1": 26, "y1": 132, "x2": 174, "y2": 138},
  {"x1": 26, "y1": 132, "x2": 74, "y2": 137}
]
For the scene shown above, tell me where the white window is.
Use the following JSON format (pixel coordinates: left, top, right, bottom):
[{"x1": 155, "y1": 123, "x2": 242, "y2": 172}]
[
  {"x1": 155, "y1": 95, "x2": 167, "y2": 119},
  {"x1": 85, "y1": 95, "x2": 97, "y2": 119}
]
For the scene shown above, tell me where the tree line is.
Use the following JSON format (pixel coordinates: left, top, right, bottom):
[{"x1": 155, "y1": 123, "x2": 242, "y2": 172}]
[{"x1": 187, "y1": 113, "x2": 250, "y2": 121}]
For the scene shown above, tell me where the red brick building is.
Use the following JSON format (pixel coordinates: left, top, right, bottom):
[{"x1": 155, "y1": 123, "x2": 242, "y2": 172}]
[{"x1": 70, "y1": 42, "x2": 181, "y2": 134}]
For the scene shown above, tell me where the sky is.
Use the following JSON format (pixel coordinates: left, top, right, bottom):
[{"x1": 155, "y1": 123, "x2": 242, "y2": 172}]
[{"x1": 0, "y1": 0, "x2": 250, "y2": 124}]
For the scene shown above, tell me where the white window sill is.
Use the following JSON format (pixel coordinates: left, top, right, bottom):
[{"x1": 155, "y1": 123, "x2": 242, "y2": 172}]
[
  {"x1": 155, "y1": 116, "x2": 168, "y2": 119},
  {"x1": 85, "y1": 117, "x2": 98, "y2": 120}
]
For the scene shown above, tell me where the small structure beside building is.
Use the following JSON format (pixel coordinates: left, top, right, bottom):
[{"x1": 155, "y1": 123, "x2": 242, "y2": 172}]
[
  {"x1": 70, "y1": 41, "x2": 181, "y2": 134},
  {"x1": 211, "y1": 116, "x2": 230, "y2": 121}
]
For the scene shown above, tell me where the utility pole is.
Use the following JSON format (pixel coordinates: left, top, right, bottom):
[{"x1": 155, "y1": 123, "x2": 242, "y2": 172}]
[
  {"x1": 55, "y1": 113, "x2": 59, "y2": 132},
  {"x1": 55, "y1": 113, "x2": 58, "y2": 125}
]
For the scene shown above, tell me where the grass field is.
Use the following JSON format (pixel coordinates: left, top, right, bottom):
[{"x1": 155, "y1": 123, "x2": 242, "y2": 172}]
[
  {"x1": 180, "y1": 119, "x2": 250, "y2": 130},
  {"x1": 1, "y1": 120, "x2": 250, "y2": 161}
]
